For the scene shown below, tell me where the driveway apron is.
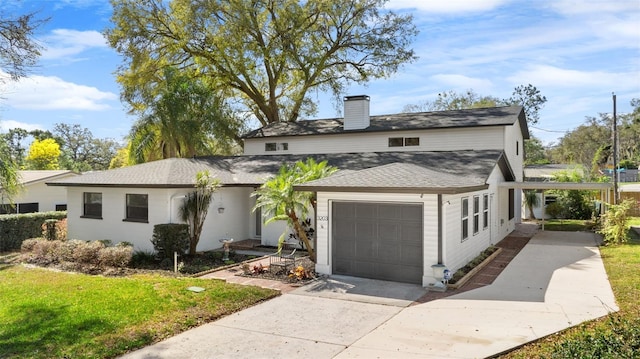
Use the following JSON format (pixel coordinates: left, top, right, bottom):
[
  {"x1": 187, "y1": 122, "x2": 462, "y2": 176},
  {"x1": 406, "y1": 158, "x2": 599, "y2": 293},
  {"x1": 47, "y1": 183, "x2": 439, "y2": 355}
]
[{"x1": 120, "y1": 231, "x2": 618, "y2": 359}]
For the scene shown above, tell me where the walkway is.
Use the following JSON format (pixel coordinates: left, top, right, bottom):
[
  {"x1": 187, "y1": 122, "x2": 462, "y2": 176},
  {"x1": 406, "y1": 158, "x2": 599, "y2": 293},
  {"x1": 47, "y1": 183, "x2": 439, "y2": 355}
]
[{"x1": 120, "y1": 229, "x2": 618, "y2": 359}]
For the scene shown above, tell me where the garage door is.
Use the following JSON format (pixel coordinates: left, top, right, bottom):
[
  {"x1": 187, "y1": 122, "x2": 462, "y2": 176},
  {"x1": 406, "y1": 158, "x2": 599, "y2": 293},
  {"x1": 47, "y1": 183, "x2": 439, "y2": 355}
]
[{"x1": 332, "y1": 202, "x2": 423, "y2": 284}]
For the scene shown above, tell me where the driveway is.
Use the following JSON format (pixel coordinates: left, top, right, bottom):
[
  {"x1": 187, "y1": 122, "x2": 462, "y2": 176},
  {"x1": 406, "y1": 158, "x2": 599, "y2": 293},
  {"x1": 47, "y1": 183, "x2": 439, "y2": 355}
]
[{"x1": 120, "y1": 231, "x2": 618, "y2": 359}]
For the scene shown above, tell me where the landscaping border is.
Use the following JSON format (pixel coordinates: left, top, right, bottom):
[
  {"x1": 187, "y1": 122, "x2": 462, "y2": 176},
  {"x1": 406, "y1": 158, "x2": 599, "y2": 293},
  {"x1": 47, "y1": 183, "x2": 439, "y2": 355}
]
[{"x1": 447, "y1": 247, "x2": 502, "y2": 289}]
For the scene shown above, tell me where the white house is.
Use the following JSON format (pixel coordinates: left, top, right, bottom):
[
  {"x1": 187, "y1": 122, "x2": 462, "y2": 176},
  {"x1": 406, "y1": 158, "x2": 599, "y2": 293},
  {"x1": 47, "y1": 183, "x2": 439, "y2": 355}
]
[
  {"x1": 1, "y1": 170, "x2": 77, "y2": 214},
  {"x1": 48, "y1": 96, "x2": 528, "y2": 286}
]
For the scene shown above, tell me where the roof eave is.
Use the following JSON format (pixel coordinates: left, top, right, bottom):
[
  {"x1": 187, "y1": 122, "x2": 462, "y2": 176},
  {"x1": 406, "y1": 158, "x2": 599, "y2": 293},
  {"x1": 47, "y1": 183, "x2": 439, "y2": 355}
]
[{"x1": 294, "y1": 184, "x2": 489, "y2": 194}]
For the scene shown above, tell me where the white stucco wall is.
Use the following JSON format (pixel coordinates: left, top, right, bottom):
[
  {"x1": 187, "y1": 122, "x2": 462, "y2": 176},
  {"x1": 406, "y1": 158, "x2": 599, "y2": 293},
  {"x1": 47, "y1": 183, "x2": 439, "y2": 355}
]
[
  {"x1": 3, "y1": 177, "x2": 73, "y2": 212},
  {"x1": 66, "y1": 186, "x2": 254, "y2": 252}
]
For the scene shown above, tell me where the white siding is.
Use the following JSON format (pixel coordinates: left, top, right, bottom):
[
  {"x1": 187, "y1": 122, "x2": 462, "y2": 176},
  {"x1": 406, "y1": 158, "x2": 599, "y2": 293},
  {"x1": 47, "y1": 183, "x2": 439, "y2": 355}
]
[
  {"x1": 315, "y1": 192, "x2": 439, "y2": 287},
  {"x1": 67, "y1": 186, "x2": 253, "y2": 252},
  {"x1": 244, "y1": 127, "x2": 505, "y2": 155},
  {"x1": 442, "y1": 191, "x2": 492, "y2": 274}
]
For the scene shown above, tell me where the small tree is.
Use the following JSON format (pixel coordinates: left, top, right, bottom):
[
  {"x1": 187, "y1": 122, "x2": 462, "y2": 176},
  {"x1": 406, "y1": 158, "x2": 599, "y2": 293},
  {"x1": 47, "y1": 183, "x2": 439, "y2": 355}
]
[
  {"x1": 253, "y1": 158, "x2": 337, "y2": 262},
  {"x1": 179, "y1": 171, "x2": 221, "y2": 256},
  {"x1": 523, "y1": 190, "x2": 540, "y2": 220},
  {"x1": 599, "y1": 199, "x2": 633, "y2": 245}
]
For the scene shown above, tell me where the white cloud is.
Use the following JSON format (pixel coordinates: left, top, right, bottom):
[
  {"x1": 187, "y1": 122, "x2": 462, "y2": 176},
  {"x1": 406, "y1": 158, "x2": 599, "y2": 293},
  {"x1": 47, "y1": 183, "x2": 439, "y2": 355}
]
[
  {"x1": 430, "y1": 74, "x2": 494, "y2": 93},
  {"x1": 0, "y1": 71, "x2": 117, "y2": 111},
  {"x1": 0, "y1": 120, "x2": 44, "y2": 133},
  {"x1": 386, "y1": 0, "x2": 509, "y2": 13},
  {"x1": 41, "y1": 29, "x2": 109, "y2": 61},
  {"x1": 507, "y1": 65, "x2": 638, "y2": 91}
]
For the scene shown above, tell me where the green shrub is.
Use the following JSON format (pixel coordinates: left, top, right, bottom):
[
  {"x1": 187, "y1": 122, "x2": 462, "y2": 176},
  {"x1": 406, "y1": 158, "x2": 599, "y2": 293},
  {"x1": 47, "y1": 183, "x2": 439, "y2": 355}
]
[
  {"x1": 599, "y1": 200, "x2": 633, "y2": 245},
  {"x1": 0, "y1": 211, "x2": 66, "y2": 251},
  {"x1": 98, "y1": 246, "x2": 133, "y2": 268},
  {"x1": 151, "y1": 223, "x2": 189, "y2": 260},
  {"x1": 131, "y1": 250, "x2": 157, "y2": 268},
  {"x1": 73, "y1": 240, "x2": 106, "y2": 264}
]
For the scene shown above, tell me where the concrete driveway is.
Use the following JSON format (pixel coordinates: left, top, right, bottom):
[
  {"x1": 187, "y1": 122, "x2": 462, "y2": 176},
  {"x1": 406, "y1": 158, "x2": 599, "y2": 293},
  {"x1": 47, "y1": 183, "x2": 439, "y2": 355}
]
[{"x1": 120, "y1": 231, "x2": 618, "y2": 359}]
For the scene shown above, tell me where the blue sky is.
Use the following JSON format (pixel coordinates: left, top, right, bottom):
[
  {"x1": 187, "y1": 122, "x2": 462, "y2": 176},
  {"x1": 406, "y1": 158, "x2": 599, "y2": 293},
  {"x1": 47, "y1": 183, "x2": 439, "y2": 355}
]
[{"x1": 0, "y1": 0, "x2": 638, "y2": 146}]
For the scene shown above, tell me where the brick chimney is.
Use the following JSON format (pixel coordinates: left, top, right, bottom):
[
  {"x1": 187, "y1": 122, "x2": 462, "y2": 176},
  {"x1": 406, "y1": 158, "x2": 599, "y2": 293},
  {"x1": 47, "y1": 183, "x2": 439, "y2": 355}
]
[{"x1": 343, "y1": 95, "x2": 370, "y2": 130}]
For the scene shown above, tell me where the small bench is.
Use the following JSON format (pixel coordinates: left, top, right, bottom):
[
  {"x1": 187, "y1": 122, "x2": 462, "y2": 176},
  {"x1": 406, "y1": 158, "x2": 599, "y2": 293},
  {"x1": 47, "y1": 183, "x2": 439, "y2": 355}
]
[{"x1": 269, "y1": 248, "x2": 297, "y2": 274}]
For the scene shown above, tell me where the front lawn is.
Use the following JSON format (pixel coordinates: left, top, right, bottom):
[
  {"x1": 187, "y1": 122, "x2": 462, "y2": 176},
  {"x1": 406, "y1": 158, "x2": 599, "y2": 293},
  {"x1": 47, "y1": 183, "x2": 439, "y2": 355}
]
[
  {"x1": 0, "y1": 264, "x2": 278, "y2": 358},
  {"x1": 501, "y1": 218, "x2": 640, "y2": 358},
  {"x1": 538, "y1": 218, "x2": 595, "y2": 232}
]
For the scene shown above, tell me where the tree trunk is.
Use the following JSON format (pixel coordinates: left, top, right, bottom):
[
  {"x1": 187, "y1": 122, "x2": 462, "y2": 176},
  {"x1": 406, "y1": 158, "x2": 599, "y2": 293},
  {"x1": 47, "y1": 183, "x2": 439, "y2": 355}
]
[
  {"x1": 289, "y1": 210, "x2": 315, "y2": 262},
  {"x1": 528, "y1": 204, "x2": 537, "y2": 220}
]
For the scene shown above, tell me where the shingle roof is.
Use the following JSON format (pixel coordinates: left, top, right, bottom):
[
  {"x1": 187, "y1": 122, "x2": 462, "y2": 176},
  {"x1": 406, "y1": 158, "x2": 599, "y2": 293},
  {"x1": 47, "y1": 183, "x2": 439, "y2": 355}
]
[
  {"x1": 47, "y1": 151, "x2": 509, "y2": 193},
  {"x1": 18, "y1": 170, "x2": 77, "y2": 185},
  {"x1": 243, "y1": 106, "x2": 528, "y2": 139}
]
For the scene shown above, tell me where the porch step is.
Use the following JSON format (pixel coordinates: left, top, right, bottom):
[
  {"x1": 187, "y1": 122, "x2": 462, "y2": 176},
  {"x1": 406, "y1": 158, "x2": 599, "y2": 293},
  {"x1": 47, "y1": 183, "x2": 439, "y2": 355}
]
[{"x1": 229, "y1": 239, "x2": 261, "y2": 250}]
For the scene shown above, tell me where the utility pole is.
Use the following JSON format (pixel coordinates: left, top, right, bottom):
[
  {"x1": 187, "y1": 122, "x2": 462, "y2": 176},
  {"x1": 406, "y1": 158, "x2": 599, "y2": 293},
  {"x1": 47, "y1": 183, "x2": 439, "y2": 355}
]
[{"x1": 612, "y1": 93, "x2": 619, "y2": 204}]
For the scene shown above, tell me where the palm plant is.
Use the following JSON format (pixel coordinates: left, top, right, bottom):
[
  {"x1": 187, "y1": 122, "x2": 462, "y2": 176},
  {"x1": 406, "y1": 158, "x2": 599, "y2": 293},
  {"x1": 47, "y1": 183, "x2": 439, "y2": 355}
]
[
  {"x1": 524, "y1": 190, "x2": 540, "y2": 220},
  {"x1": 253, "y1": 158, "x2": 337, "y2": 262},
  {"x1": 127, "y1": 68, "x2": 241, "y2": 163},
  {"x1": 179, "y1": 171, "x2": 221, "y2": 256}
]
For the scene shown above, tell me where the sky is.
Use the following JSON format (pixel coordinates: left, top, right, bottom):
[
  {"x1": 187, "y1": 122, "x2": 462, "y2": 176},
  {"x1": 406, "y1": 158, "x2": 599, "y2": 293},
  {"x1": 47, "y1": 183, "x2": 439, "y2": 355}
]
[{"x1": 0, "y1": 0, "x2": 638, "y2": 146}]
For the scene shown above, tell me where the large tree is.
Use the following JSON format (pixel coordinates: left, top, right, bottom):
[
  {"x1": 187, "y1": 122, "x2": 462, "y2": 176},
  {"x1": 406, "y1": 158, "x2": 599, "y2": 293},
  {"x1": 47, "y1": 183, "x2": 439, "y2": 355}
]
[
  {"x1": 402, "y1": 84, "x2": 547, "y2": 127},
  {"x1": 0, "y1": 10, "x2": 47, "y2": 200},
  {"x1": 25, "y1": 138, "x2": 61, "y2": 170},
  {"x1": 106, "y1": 0, "x2": 417, "y2": 131},
  {"x1": 53, "y1": 123, "x2": 121, "y2": 171},
  {"x1": 127, "y1": 68, "x2": 241, "y2": 163},
  {"x1": 0, "y1": 11, "x2": 48, "y2": 82}
]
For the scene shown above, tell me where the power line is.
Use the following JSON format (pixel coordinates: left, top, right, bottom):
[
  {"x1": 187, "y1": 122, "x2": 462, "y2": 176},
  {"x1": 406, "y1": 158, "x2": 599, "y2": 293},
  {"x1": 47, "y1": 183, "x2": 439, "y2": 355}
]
[{"x1": 529, "y1": 126, "x2": 567, "y2": 133}]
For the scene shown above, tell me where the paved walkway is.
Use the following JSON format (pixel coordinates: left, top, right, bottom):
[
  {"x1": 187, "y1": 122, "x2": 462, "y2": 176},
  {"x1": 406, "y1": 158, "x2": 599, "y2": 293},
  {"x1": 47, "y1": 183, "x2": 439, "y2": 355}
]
[{"x1": 120, "y1": 229, "x2": 618, "y2": 359}]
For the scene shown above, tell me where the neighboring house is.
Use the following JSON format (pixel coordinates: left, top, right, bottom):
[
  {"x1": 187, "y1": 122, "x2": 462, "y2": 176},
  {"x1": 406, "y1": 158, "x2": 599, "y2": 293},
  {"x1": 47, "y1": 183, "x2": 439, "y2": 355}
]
[
  {"x1": 49, "y1": 96, "x2": 528, "y2": 286},
  {"x1": 1, "y1": 170, "x2": 77, "y2": 214},
  {"x1": 619, "y1": 183, "x2": 640, "y2": 217}
]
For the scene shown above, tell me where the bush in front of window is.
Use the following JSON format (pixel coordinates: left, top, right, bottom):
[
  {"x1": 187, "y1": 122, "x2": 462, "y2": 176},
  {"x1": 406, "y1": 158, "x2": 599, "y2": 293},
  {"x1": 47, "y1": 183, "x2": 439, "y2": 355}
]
[
  {"x1": 0, "y1": 211, "x2": 67, "y2": 251},
  {"x1": 151, "y1": 223, "x2": 190, "y2": 260},
  {"x1": 20, "y1": 238, "x2": 133, "y2": 269}
]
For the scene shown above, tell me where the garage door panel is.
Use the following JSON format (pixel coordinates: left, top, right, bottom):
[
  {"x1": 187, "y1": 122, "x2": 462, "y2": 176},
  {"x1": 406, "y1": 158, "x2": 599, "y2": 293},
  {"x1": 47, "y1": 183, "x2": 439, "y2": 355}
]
[{"x1": 332, "y1": 202, "x2": 423, "y2": 284}]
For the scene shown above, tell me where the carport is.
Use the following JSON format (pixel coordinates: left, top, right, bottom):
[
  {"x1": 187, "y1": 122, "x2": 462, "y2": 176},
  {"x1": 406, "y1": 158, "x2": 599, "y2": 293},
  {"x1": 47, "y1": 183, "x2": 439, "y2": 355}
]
[{"x1": 500, "y1": 181, "x2": 613, "y2": 229}]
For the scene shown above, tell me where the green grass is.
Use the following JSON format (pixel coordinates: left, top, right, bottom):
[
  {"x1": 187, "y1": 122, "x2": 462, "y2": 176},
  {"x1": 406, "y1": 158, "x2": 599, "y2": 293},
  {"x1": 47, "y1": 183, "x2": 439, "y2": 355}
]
[
  {"x1": 538, "y1": 218, "x2": 595, "y2": 232},
  {"x1": 0, "y1": 265, "x2": 278, "y2": 358},
  {"x1": 501, "y1": 218, "x2": 640, "y2": 358}
]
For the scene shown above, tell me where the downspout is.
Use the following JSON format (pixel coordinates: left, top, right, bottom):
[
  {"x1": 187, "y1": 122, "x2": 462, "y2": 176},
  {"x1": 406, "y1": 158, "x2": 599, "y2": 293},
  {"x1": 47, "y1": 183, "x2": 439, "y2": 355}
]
[{"x1": 437, "y1": 194, "x2": 443, "y2": 264}]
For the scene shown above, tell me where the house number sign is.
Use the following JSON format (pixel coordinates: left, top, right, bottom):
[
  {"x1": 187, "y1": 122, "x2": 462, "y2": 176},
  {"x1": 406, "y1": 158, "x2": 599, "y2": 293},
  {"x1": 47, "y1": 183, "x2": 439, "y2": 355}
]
[{"x1": 317, "y1": 216, "x2": 328, "y2": 221}]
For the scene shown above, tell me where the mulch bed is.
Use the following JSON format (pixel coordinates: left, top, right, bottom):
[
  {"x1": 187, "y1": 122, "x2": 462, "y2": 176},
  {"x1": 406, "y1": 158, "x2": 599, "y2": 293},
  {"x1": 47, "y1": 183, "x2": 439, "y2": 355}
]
[{"x1": 236, "y1": 257, "x2": 318, "y2": 284}]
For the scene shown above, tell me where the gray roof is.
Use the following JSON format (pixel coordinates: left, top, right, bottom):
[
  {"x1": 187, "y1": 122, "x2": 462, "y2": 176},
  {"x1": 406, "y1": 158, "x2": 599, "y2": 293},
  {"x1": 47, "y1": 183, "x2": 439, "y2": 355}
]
[
  {"x1": 18, "y1": 170, "x2": 77, "y2": 185},
  {"x1": 47, "y1": 151, "x2": 510, "y2": 193},
  {"x1": 243, "y1": 106, "x2": 528, "y2": 140}
]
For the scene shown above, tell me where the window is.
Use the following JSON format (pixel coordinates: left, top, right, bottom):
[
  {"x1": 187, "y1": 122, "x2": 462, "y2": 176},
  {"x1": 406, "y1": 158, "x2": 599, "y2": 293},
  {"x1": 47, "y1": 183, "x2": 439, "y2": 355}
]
[
  {"x1": 461, "y1": 197, "x2": 469, "y2": 241},
  {"x1": 473, "y1": 196, "x2": 480, "y2": 234},
  {"x1": 17, "y1": 203, "x2": 39, "y2": 213},
  {"x1": 265, "y1": 142, "x2": 288, "y2": 151},
  {"x1": 404, "y1": 137, "x2": 420, "y2": 146},
  {"x1": 83, "y1": 192, "x2": 102, "y2": 218},
  {"x1": 388, "y1": 137, "x2": 420, "y2": 147},
  {"x1": 0, "y1": 204, "x2": 16, "y2": 215},
  {"x1": 508, "y1": 189, "x2": 515, "y2": 220},
  {"x1": 516, "y1": 141, "x2": 519, "y2": 156},
  {"x1": 388, "y1": 137, "x2": 404, "y2": 147},
  {"x1": 125, "y1": 194, "x2": 148, "y2": 222},
  {"x1": 55, "y1": 204, "x2": 67, "y2": 211},
  {"x1": 483, "y1": 194, "x2": 489, "y2": 229}
]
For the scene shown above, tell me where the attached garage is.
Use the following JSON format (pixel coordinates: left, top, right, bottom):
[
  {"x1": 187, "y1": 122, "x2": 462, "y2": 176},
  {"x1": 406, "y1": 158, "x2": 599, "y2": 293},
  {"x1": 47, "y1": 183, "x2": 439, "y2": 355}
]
[{"x1": 332, "y1": 202, "x2": 423, "y2": 284}]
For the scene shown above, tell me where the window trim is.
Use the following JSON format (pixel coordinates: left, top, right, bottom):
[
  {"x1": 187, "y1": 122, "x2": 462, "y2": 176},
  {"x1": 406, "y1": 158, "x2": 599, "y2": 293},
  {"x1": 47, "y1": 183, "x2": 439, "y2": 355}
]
[
  {"x1": 461, "y1": 197, "x2": 469, "y2": 241},
  {"x1": 404, "y1": 137, "x2": 420, "y2": 146},
  {"x1": 82, "y1": 192, "x2": 102, "y2": 219},
  {"x1": 388, "y1": 137, "x2": 404, "y2": 147},
  {"x1": 473, "y1": 196, "x2": 480, "y2": 235},
  {"x1": 483, "y1": 194, "x2": 489, "y2": 229},
  {"x1": 124, "y1": 193, "x2": 149, "y2": 223}
]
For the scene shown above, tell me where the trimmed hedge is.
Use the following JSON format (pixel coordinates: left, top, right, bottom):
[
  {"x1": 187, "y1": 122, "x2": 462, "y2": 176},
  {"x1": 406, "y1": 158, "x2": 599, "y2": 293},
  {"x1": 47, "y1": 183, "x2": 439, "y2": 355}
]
[
  {"x1": 151, "y1": 223, "x2": 189, "y2": 260},
  {"x1": 0, "y1": 211, "x2": 67, "y2": 251}
]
